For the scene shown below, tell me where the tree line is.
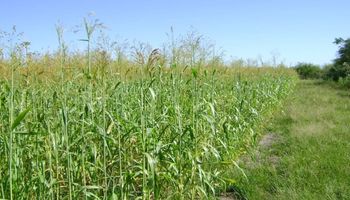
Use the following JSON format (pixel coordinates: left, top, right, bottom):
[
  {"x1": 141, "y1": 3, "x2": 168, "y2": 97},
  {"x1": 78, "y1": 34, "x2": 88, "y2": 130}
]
[{"x1": 294, "y1": 38, "x2": 350, "y2": 87}]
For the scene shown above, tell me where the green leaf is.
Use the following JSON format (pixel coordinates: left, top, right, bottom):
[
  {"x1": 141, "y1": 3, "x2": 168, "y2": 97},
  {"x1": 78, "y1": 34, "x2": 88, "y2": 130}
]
[
  {"x1": 144, "y1": 152, "x2": 155, "y2": 172},
  {"x1": 191, "y1": 68, "x2": 198, "y2": 78},
  {"x1": 149, "y1": 87, "x2": 156, "y2": 100},
  {"x1": 223, "y1": 177, "x2": 237, "y2": 184},
  {"x1": 11, "y1": 107, "x2": 31, "y2": 130},
  {"x1": 113, "y1": 81, "x2": 121, "y2": 90}
]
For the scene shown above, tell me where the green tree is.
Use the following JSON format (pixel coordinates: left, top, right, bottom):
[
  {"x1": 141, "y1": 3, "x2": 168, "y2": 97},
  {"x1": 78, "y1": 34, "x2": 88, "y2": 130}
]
[{"x1": 327, "y1": 38, "x2": 350, "y2": 81}]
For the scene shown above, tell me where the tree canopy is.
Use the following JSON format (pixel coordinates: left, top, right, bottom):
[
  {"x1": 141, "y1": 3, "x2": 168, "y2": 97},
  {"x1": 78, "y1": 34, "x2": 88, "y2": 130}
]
[{"x1": 328, "y1": 38, "x2": 350, "y2": 81}]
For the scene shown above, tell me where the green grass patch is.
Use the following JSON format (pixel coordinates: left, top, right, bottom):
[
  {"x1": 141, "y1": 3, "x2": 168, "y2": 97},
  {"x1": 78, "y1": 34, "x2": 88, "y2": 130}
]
[{"x1": 230, "y1": 80, "x2": 350, "y2": 200}]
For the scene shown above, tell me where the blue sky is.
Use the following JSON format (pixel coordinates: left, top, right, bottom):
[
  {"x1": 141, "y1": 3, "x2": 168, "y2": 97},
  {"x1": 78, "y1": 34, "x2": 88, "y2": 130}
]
[{"x1": 1, "y1": 0, "x2": 349, "y2": 65}]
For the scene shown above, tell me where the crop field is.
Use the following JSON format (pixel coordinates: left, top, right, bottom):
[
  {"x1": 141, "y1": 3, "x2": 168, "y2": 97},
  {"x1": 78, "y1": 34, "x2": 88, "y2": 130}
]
[
  {"x1": 0, "y1": 22, "x2": 299, "y2": 200},
  {"x1": 0, "y1": 50, "x2": 296, "y2": 199},
  {"x1": 2, "y1": 1, "x2": 349, "y2": 199}
]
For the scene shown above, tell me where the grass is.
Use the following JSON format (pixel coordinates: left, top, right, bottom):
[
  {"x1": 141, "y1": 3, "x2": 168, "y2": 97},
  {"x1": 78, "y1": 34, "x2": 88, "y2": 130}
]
[{"x1": 230, "y1": 80, "x2": 350, "y2": 200}]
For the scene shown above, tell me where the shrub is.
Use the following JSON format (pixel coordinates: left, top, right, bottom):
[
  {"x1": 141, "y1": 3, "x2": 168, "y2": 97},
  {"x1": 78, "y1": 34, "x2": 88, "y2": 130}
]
[
  {"x1": 338, "y1": 75, "x2": 350, "y2": 88},
  {"x1": 294, "y1": 63, "x2": 322, "y2": 79},
  {"x1": 324, "y1": 62, "x2": 350, "y2": 81}
]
